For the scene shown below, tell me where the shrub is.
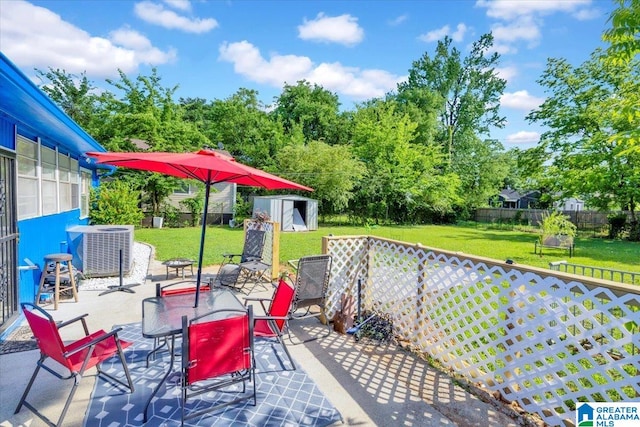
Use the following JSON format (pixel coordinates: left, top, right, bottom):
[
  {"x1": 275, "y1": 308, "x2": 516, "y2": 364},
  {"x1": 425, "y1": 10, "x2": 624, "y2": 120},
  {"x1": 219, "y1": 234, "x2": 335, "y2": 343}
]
[
  {"x1": 179, "y1": 191, "x2": 204, "y2": 227},
  {"x1": 539, "y1": 211, "x2": 576, "y2": 242},
  {"x1": 161, "y1": 203, "x2": 182, "y2": 228},
  {"x1": 89, "y1": 181, "x2": 144, "y2": 225},
  {"x1": 608, "y1": 212, "x2": 627, "y2": 239}
]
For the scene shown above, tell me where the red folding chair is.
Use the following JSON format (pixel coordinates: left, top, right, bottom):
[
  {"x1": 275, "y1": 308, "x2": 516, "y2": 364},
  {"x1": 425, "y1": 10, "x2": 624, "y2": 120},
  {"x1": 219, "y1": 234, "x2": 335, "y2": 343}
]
[
  {"x1": 245, "y1": 278, "x2": 296, "y2": 370},
  {"x1": 180, "y1": 306, "x2": 256, "y2": 425},
  {"x1": 15, "y1": 302, "x2": 134, "y2": 427}
]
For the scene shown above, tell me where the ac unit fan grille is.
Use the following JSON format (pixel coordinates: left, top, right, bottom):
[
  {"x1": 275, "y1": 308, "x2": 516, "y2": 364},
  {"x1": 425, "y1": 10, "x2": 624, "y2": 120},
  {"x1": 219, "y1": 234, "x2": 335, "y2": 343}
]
[{"x1": 81, "y1": 226, "x2": 134, "y2": 277}]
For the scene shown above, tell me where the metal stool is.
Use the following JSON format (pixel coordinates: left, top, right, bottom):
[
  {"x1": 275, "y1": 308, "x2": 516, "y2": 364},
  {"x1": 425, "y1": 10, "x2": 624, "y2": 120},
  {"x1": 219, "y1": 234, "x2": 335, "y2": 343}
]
[{"x1": 35, "y1": 253, "x2": 78, "y2": 310}]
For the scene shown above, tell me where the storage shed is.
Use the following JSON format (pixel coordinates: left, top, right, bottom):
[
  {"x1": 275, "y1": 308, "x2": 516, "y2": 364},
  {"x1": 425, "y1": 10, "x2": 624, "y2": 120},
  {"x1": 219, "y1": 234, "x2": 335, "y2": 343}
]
[{"x1": 253, "y1": 195, "x2": 318, "y2": 231}]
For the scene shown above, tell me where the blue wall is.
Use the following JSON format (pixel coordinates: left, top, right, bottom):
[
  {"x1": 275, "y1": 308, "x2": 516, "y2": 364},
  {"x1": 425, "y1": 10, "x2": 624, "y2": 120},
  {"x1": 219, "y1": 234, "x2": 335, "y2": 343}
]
[{"x1": 18, "y1": 211, "x2": 89, "y2": 304}]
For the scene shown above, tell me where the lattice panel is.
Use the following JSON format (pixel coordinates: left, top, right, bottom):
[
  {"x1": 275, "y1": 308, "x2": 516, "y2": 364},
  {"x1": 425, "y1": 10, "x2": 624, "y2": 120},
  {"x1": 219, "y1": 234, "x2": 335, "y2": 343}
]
[{"x1": 325, "y1": 236, "x2": 640, "y2": 427}]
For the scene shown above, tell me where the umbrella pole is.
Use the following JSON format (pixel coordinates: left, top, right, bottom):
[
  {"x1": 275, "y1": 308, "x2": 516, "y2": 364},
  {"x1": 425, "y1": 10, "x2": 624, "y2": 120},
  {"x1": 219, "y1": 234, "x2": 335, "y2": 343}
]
[{"x1": 194, "y1": 175, "x2": 212, "y2": 307}]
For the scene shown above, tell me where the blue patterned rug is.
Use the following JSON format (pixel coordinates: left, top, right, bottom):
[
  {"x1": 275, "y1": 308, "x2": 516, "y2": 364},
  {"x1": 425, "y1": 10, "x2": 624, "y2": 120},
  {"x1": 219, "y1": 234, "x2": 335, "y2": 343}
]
[{"x1": 84, "y1": 323, "x2": 342, "y2": 426}]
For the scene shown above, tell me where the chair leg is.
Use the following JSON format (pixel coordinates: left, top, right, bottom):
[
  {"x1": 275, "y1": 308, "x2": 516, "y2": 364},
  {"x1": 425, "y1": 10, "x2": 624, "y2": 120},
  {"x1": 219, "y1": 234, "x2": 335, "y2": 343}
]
[
  {"x1": 96, "y1": 339, "x2": 135, "y2": 392},
  {"x1": 14, "y1": 357, "x2": 44, "y2": 414},
  {"x1": 277, "y1": 333, "x2": 296, "y2": 370},
  {"x1": 56, "y1": 374, "x2": 82, "y2": 427},
  {"x1": 15, "y1": 359, "x2": 80, "y2": 427}
]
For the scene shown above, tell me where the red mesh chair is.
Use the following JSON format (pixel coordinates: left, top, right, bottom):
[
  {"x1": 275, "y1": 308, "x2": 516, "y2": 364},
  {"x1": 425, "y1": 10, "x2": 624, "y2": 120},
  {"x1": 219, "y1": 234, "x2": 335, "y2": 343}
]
[
  {"x1": 156, "y1": 281, "x2": 212, "y2": 297},
  {"x1": 15, "y1": 302, "x2": 134, "y2": 427},
  {"x1": 180, "y1": 306, "x2": 256, "y2": 425},
  {"x1": 244, "y1": 278, "x2": 296, "y2": 370}
]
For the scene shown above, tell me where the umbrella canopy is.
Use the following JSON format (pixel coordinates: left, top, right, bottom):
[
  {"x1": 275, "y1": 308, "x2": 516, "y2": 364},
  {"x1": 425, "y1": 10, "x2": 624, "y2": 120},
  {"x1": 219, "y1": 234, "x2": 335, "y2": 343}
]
[{"x1": 87, "y1": 149, "x2": 312, "y2": 306}]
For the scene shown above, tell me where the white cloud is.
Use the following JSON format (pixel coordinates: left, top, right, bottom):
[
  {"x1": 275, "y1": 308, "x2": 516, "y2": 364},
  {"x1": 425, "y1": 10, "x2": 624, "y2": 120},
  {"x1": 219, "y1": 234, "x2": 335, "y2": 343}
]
[
  {"x1": 476, "y1": 0, "x2": 595, "y2": 55},
  {"x1": 573, "y1": 8, "x2": 602, "y2": 21},
  {"x1": 418, "y1": 23, "x2": 467, "y2": 43},
  {"x1": 134, "y1": 1, "x2": 217, "y2": 33},
  {"x1": 218, "y1": 41, "x2": 404, "y2": 101},
  {"x1": 494, "y1": 66, "x2": 518, "y2": 82},
  {"x1": 475, "y1": 0, "x2": 592, "y2": 20},
  {"x1": 505, "y1": 131, "x2": 540, "y2": 145},
  {"x1": 298, "y1": 13, "x2": 364, "y2": 46},
  {"x1": 451, "y1": 23, "x2": 468, "y2": 42},
  {"x1": 491, "y1": 16, "x2": 541, "y2": 50},
  {"x1": 501, "y1": 90, "x2": 544, "y2": 110},
  {"x1": 0, "y1": 1, "x2": 176, "y2": 77},
  {"x1": 164, "y1": 0, "x2": 191, "y2": 12},
  {"x1": 389, "y1": 14, "x2": 408, "y2": 26},
  {"x1": 419, "y1": 25, "x2": 450, "y2": 43}
]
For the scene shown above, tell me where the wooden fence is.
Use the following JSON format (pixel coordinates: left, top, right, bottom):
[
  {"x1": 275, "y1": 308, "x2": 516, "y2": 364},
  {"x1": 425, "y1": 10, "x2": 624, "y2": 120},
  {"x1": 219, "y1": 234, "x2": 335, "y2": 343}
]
[{"x1": 475, "y1": 208, "x2": 634, "y2": 232}]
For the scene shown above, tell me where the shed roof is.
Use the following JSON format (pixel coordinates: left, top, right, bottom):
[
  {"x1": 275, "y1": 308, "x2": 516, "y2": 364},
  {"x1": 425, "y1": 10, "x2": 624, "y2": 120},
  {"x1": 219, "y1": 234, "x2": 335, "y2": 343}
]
[
  {"x1": 0, "y1": 52, "x2": 106, "y2": 155},
  {"x1": 254, "y1": 195, "x2": 316, "y2": 202}
]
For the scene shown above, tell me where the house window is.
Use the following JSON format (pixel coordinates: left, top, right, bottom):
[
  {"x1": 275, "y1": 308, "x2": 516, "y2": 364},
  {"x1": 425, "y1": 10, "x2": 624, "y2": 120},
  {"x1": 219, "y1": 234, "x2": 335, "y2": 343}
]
[
  {"x1": 16, "y1": 136, "x2": 82, "y2": 219},
  {"x1": 41, "y1": 146, "x2": 58, "y2": 215},
  {"x1": 174, "y1": 182, "x2": 192, "y2": 194},
  {"x1": 80, "y1": 169, "x2": 91, "y2": 218},
  {"x1": 58, "y1": 153, "x2": 73, "y2": 211},
  {"x1": 17, "y1": 137, "x2": 38, "y2": 219}
]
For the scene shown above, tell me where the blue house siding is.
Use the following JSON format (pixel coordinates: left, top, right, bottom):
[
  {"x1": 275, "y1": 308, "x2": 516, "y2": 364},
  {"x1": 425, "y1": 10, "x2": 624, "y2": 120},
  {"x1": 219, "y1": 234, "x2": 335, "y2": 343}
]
[
  {"x1": 0, "y1": 119, "x2": 16, "y2": 150},
  {"x1": 0, "y1": 52, "x2": 109, "y2": 327},
  {"x1": 17, "y1": 211, "x2": 89, "y2": 304}
]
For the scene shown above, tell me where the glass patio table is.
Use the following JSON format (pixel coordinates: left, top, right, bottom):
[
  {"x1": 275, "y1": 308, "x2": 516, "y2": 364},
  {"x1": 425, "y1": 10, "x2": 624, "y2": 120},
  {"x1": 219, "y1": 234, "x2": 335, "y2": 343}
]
[{"x1": 141, "y1": 287, "x2": 244, "y2": 422}]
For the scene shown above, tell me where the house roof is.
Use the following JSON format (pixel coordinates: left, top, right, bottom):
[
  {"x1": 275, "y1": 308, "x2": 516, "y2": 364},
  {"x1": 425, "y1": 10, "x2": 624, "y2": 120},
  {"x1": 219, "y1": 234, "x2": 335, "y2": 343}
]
[{"x1": 0, "y1": 52, "x2": 106, "y2": 155}]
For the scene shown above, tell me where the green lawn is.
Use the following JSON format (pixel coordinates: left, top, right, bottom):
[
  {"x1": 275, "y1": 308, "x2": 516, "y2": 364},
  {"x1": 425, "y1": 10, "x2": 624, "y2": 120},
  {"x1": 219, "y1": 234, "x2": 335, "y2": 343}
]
[{"x1": 134, "y1": 223, "x2": 640, "y2": 273}]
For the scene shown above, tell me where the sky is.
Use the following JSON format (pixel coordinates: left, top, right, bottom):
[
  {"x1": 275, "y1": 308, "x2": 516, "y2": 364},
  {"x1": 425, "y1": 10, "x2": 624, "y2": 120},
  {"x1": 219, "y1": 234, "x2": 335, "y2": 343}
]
[{"x1": 0, "y1": 0, "x2": 615, "y2": 150}]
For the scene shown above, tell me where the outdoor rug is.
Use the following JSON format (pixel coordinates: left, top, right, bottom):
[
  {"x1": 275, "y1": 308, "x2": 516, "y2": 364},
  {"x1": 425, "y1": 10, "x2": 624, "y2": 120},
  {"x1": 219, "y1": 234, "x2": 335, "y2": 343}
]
[
  {"x1": 0, "y1": 325, "x2": 38, "y2": 354},
  {"x1": 84, "y1": 322, "x2": 342, "y2": 426}
]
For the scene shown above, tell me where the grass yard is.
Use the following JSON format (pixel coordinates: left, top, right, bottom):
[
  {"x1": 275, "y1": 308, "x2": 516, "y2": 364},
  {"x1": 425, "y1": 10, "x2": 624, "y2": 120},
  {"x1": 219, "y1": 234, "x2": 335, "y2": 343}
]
[{"x1": 135, "y1": 223, "x2": 640, "y2": 275}]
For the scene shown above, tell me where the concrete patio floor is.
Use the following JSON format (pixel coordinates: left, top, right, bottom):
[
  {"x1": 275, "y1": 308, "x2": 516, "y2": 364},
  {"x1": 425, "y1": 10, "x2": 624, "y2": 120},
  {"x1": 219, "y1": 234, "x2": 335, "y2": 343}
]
[{"x1": 0, "y1": 250, "x2": 528, "y2": 427}]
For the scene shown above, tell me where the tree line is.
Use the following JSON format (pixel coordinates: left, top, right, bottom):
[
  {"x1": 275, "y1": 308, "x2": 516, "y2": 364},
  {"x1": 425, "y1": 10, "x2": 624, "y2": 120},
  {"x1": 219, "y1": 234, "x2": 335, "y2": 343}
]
[{"x1": 37, "y1": 1, "x2": 640, "y2": 238}]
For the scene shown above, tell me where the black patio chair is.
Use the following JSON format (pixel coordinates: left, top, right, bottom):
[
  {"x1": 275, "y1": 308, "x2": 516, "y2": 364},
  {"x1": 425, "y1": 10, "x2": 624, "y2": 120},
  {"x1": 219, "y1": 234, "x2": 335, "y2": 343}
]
[
  {"x1": 216, "y1": 229, "x2": 269, "y2": 291},
  {"x1": 287, "y1": 255, "x2": 332, "y2": 342}
]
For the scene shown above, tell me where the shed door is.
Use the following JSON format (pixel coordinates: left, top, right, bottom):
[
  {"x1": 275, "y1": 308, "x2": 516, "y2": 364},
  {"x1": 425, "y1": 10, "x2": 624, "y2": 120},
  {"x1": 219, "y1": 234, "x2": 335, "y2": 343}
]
[
  {"x1": 282, "y1": 200, "x2": 294, "y2": 231},
  {"x1": 0, "y1": 149, "x2": 18, "y2": 332}
]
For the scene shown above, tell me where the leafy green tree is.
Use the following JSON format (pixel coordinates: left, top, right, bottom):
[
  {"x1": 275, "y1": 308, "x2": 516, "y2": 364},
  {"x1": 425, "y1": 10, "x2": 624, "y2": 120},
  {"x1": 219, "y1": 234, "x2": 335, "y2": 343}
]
[
  {"x1": 200, "y1": 89, "x2": 285, "y2": 169},
  {"x1": 397, "y1": 33, "x2": 506, "y2": 166},
  {"x1": 527, "y1": 51, "x2": 640, "y2": 238},
  {"x1": 603, "y1": 0, "x2": 640, "y2": 64},
  {"x1": 276, "y1": 140, "x2": 364, "y2": 217},
  {"x1": 350, "y1": 99, "x2": 460, "y2": 224},
  {"x1": 602, "y1": 0, "x2": 640, "y2": 153},
  {"x1": 271, "y1": 80, "x2": 347, "y2": 145},
  {"x1": 453, "y1": 136, "x2": 511, "y2": 215}
]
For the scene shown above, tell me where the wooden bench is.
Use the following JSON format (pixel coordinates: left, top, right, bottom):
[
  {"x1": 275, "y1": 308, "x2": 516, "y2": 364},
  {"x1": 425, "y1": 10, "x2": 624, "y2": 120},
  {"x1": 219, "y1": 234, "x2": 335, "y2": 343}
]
[{"x1": 535, "y1": 235, "x2": 574, "y2": 257}]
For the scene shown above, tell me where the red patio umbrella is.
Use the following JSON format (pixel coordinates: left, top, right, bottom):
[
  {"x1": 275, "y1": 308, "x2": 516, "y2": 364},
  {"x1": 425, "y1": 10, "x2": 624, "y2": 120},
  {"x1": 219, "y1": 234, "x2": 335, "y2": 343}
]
[{"x1": 87, "y1": 149, "x2": 312, "y2": 306}]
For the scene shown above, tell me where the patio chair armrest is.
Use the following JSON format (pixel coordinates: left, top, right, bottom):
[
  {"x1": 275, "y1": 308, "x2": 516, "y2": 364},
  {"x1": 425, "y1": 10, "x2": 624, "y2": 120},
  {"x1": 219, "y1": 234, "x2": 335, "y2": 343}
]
[
  {"x1": 244, "y1": 296, "x2": 272, "y2": 312},
  {"x1": 221, "y1": 253, "x2": 241, "y2": 262},
  {"x1": 64, "y1": 327, "x2": 124, "y2": 357},
  {"x1": 57, "y1": 313, "x2": 90, "y2": 336},
  {"x1": 254, "y1": 315, "x2": 288, "y2": 321}
]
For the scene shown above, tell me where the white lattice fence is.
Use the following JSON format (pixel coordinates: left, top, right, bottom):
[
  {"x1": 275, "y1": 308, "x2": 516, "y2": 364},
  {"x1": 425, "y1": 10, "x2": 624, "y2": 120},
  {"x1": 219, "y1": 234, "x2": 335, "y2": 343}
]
[{"x1": 324, "y1": 236, "x2": 640, "y2": 427}]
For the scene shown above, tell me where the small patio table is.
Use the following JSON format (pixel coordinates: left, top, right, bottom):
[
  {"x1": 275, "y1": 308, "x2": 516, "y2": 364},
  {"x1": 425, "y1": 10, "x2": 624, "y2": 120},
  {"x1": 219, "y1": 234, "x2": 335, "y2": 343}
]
[
  {"x1": 162, "y1": 258, "x2": 195, "y2": 279},
  {"x1": 141, "y1": 287, "x2": 244, "y2": 422}
]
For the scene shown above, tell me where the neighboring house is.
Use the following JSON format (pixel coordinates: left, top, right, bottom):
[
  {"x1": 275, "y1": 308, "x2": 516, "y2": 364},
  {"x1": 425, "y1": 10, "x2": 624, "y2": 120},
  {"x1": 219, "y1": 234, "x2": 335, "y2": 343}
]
[
  {"x1": 128, "y1": 139, "x2": 236, "y2": 220},
  {"x1": 554, "y1": 197, "x2": 585, "y2": 211},
  {"x1": 497, "y1": 189, "x2": 540, "y2": 209},
  {"x1": 0, "y1": 52, "x2": 108, "y2": 331},
  {"x1": 167, "y1": 181, "x2": 235, "y2": 222}
]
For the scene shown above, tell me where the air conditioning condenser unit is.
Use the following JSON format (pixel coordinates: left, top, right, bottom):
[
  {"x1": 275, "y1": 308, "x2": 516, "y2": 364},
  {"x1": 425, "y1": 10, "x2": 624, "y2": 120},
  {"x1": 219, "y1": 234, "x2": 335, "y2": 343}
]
[{"x1": 67, "y1": 225, "x2": 134, "y2": 277}]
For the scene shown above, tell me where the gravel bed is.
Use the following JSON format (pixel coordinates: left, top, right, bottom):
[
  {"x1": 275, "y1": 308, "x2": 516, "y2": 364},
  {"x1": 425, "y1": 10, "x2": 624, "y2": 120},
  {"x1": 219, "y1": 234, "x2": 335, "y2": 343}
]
[{"x1": 78, "y1": 242, "x2": 152, "y2": 291}]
